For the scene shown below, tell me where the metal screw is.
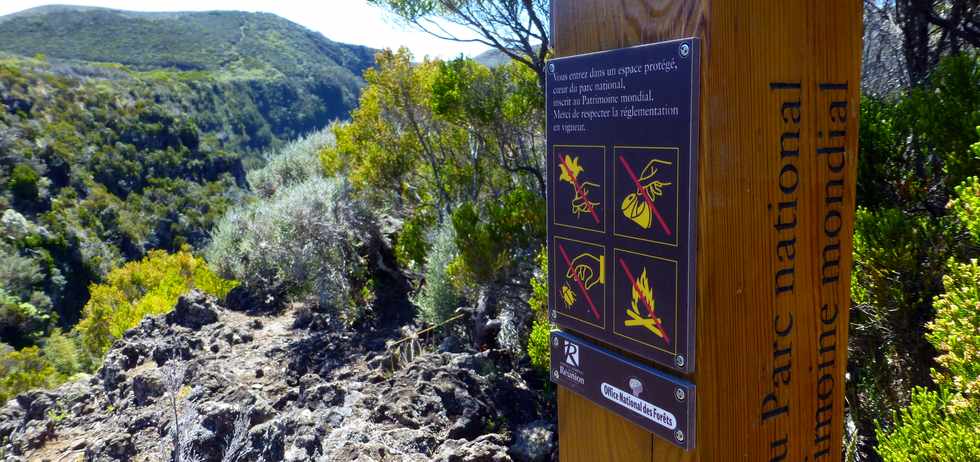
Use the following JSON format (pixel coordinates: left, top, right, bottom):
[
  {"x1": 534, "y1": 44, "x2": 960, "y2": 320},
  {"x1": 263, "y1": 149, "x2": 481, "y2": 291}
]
[
  {"x1": 552, "y1": 336, "x2": 559, "y2": 347},
  {"x1": 674, "y1": 355, "x2": 686, "y2": 368},
  {"x1": 549, "y1": 62, "x2": 555, "y2": 73},
  {"x1": 553, "y1": 369, "x2": 560, "y2": 380},
  {"x1": 675, "y1": 430, "x2": 685, "y2": 442},
  {"x1": 675, "y1": 387, "x2": 686, "y2": 402},
  {"x1": 679, "y1": 43, "x2": 690, "y2": 58}
]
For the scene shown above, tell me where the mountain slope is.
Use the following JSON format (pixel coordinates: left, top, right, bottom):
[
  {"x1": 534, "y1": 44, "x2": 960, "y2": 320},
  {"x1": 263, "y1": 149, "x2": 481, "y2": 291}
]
[
  {"x1": 0, "y1": 6, "x2": 375, "y2": 151},
  {"x1": 0, "y1": 8, "x2": 375, "y2": 340},
  {"x1": 0, "y1": 6, "x2": 374, "y2": 77}
]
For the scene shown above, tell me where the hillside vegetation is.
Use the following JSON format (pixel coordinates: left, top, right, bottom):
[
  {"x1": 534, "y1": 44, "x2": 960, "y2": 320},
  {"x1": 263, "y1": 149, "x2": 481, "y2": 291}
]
[
  {"x1": 0, "y1": 7, "x2": 375, "y2": 397},
  {"x1": 0, "y1": 6, "x2": 374, "y2": 151}
]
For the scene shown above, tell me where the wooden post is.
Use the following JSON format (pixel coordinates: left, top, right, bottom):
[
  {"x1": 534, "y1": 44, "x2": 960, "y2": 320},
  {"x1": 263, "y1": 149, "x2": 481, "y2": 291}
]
[{"x1": 552, "y1": 1, "x2": 862, "y2": 461}]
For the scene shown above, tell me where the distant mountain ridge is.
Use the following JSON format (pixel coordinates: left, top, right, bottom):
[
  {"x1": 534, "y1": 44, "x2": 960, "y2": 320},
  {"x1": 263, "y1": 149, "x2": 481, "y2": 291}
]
[
  {"x1": 0, "y1": 5, "x2": 374, "y2": 76},
  {"x1": 0, "y1": 6, "x2": 376, "y2": 149}
]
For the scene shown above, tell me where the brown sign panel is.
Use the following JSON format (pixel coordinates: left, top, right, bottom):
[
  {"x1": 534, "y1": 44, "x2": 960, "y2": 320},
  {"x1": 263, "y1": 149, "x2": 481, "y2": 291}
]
[
  {"x1": 547, "y1": 38, "x2": 700, "y2": 372},
  {"x1": 550, "y1": 331, "x2": 695, "y2": 450}
]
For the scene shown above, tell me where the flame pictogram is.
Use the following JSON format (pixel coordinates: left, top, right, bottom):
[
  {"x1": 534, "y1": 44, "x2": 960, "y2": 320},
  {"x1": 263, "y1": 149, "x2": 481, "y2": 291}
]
[{"x1": 618, "y1": 258, "x2": 671, "y2": 345}]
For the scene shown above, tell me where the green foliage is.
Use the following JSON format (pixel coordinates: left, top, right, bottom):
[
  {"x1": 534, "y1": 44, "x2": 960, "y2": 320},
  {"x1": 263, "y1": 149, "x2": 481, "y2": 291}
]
[
  {"x1": 395, "y1": 210, "x2": 436, "y2": 271},
  {"x1": 8, "y1": 164, "x2": 40, "y2": 201},
  {"x1": 950, "y1": 172, "x2": 980, "y2": 245},
  {"x1": 527, "y1": 247, "x2": 550, "y2": 373},
  {"x1": 413, "y1": 223, "x2": 460, "y2": 325},
  {"x1": 927, "y1": 259, "x2": 980, "y2": 395},
  {"x1": 858, "y1": 54, "x2": 980, "y2": 210},
  {"x1": 876, "y1": 387, "x2": 980, "y2": 461},
  {"x1": 395, "y1": 209, "x2": 436, "y2": 269},
  {"x1": 877, "y1": 259, "x2": 980, "y2": 461},
  {"x1": 857, "y1": 96, "x2": 906, "y2": 209},
  {"x1": 75, "y1": 249, "x2": 236, "y2": 359},
  {"x1": 206, "y1": 177, "x2": 373, "y2": 319},
  {"x1": 0, "y1": 7, "x2": 372, "y2": 144},
  {"x1": 900, "y1": 55, "x2": 980, "y2": 187},
  {"x1": 0, "y1": 346, "x2": 59, "y2": 404},
  {"x1": 450, "y1": 188, "x2": 545, "y2": 286},
  {"x1": 0, "y1": 55, "x2": 255, "y2": 323},
  {"x1": 41, "y1": 329, "x2": 81, "y2": 378},
  {"x1": 248, "y1": 128, "x2": 333, "y2": 198},
  {"x1": 323, "y1": 48, "x2": 545, "y2": 215},
  {"x1": 325, "y1": 47, "x2": 546, "y2": 351},
  {"x1": 0, "y1": 288, "x2": 53, "y2": 348},
  {"x1": 850, "y1": 54, "x2": 980, "y2": 451}
]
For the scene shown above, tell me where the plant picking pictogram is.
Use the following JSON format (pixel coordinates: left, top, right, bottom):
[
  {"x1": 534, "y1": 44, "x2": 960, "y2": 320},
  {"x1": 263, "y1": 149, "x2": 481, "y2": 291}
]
[{"x1": 558, "y1": 154, "x2": 601, "y2": 224}]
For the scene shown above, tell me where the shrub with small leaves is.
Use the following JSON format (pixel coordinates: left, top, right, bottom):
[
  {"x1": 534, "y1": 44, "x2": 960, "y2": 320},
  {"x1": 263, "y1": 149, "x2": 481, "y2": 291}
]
[
  {"x1": 7, "y1": 164, "x2": 40, "y2": 201},
  {"x1": 413, "y1": 222, "x2": 460, "y2": 325},
  {"x1": 76, "y1": 249, "x2": 236, "y2": 359},
  {"x1": 950, "y1": 172, "x2": 980, "y2": 246},
  {"x1": 877, "y1": 258, "x2": 980, "y2": 460},
  {"x1": 41, "y1": 328, "x2": 82, "y2": 378},
  {"x1": 0, "y1": 288, "x2": 53, "y2": 348},
  {"x1": 247, "y1": 127, "x2": 334, "y2": 198},
  {"x1": 927, "y1": 258, "x2": 980, "y2": 396},
  {"x1": 526, "y1": 246, "x2": 550, "y2": 373},
  {"x1": 876, "y1": 386, "x2": 980, "y2": 461},
  {"x1": 0, "y1": 346, "x2": 59, "y2": 403},
  {"x1": 450, "y1": 188, "x2": 545, "y2": 287},
  {"x1": 207, "y1": 176, "x2": 374, "y2": 319},
  {"x1": 395, "y1": 209, "x2": 435, "y2": 272}
]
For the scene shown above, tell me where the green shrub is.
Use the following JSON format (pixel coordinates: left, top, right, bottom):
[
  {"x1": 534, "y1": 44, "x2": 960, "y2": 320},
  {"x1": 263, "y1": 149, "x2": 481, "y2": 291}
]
[
  {"x1": 876, "y1": 387, "x2": 980, "y2": 461},
  {"x1": 206, "y1": 177, "x2": 374, "y2": 318},
  {"x1": 450, "y1": 188, "x2": 545, "y2": 287},
  {"x1": 877, "y1": 259, "x2": 980, "y2": 460},
  {"x1": 849, "y1": 206, "x2": 956, "y2": 430},
  {"x1": 41, "y1": 329, "x2": 82, "y2": 378},
  {"x1": 0, "y1": 346, "x2": 59, "y2": 404},
  {"x1": 899, "y1": 55, "x2": 980, "y2": 187},
  {"x1": 395, "y1": 209, "x2": 435, "y2": 271},
  {"x1": 247, "y1": 128, "x2": 333, "y2": 198},
  {"x1": 0, "y1": 288, "x2": 53, "y2": 348},
  {"x1": 7, "y1": 164, "x2": 39, "y2": 201},
  {"x1": 76, "y1": 249, "x2": 236, "y2": 359},
  {"x1": 950, "y1": 171, "x2": 980, "y2": 246},
  {"x1": 927, "y1": 259, "x2": 980, "y2": 395},
  {"x1": 526, "y1": 246, "x2": 550, "y2": 373},
  {"x1": 413, "y1": 222, "x2": 460, "y2": 325}
]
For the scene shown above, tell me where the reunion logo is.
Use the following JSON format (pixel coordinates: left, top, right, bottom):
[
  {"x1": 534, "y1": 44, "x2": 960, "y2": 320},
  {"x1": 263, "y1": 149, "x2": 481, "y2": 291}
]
[{"x1": 563, "y1": 341, "x2": 580, "y2": 367}]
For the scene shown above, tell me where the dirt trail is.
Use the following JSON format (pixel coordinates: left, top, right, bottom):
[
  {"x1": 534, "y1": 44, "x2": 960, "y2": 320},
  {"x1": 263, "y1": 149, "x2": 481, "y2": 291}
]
[{"x1": 1, "y1": 292, "x2": 555, "y2": 462}]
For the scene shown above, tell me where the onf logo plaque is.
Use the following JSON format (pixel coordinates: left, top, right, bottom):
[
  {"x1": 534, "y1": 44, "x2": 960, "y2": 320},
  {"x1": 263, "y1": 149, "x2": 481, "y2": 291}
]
[
  {"x1": 546, "y1": 38, "x2": 700, "y2": 373},
  {"x1": 550, "y1": 331, "x2": 695, "y2": 449}
]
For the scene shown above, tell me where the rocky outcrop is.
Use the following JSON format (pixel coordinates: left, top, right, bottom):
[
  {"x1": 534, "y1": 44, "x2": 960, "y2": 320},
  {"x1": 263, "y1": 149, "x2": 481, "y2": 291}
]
[{"x1": 0, "y1": 292, "x2": 556, "y2": 461}]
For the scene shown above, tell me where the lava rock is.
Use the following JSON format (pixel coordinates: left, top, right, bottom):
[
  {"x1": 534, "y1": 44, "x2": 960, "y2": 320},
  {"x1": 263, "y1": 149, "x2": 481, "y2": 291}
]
[
  {"x1": 509, "y1": 420, "x2": 556, "y2": 462},
  {"x1": 167, "y1": 290, "x2": 219, "y2": 329},
  {"x1": 131, "y1": 371, "x2": 164, "y2": 406}
]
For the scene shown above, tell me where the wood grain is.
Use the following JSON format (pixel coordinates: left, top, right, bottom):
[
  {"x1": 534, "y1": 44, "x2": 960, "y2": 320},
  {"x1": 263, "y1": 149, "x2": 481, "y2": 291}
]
[{"x1": 552, "y1": 1, "x2": 862, "y2": 461}]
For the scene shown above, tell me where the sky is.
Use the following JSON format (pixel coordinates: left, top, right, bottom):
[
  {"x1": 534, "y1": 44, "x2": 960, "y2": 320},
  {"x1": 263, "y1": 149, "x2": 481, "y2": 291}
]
[{"x1": 0, "y1": 0, "x2": 490, "y2": 60}]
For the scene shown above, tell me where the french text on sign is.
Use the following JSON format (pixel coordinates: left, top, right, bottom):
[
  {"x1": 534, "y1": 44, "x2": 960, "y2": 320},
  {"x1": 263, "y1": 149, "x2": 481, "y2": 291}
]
[{"x1": 546, "y1": 38, "x2": 700, "y2": 372}]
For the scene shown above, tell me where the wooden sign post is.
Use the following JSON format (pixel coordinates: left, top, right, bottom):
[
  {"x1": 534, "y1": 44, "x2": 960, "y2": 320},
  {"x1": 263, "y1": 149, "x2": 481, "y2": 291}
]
[{"x1": 549, "y1": 1, "x2": 862, "y2": 461}]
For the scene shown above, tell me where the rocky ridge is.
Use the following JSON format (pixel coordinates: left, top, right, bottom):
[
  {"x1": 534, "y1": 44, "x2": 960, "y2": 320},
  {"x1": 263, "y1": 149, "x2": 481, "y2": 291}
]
[{"x1": 0, "y1": 292, "x2": 556, "y2": 461}]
